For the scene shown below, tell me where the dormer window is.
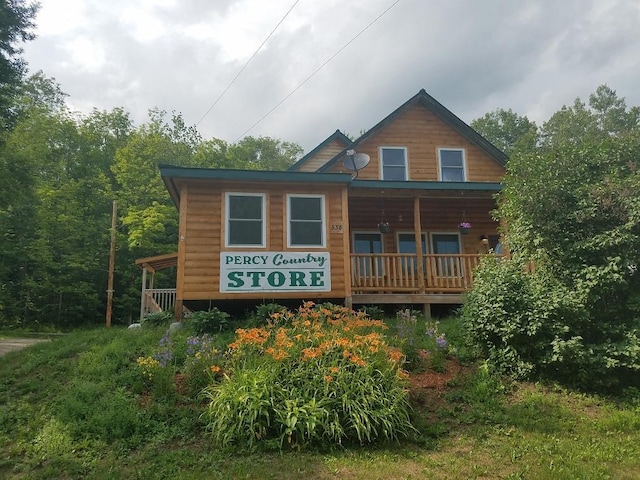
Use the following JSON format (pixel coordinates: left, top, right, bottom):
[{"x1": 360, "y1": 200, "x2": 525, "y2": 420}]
[
  {"x1": 438, "y1": 148, "x2": 466, "y2": 181},
  {"x1": 380, "y1": 147, "x2": 408, "y2": 180}
]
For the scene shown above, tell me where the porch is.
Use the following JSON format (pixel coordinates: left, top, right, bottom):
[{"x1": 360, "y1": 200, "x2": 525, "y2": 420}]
[
  {"x1": 135, "y1": 252, "x2": 497, "y2": 320},
  {"x1": 350, "y1": 252, "x2": 502, "y2": 308}
]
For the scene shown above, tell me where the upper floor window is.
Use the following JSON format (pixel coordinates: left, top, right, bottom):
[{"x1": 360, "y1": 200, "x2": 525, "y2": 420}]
[
  {"x1": 225, "y1": 193, "x2": 265, "y2": 247},
  {"x1": 438, "y1": 148, "x2": 466, "y2": 181},
  {"x1": 287, "y1": 194, "x2": 325, "y2": 247},
  {"x1": 380, "y1": 147, "x2": 408, "y2": 180}
]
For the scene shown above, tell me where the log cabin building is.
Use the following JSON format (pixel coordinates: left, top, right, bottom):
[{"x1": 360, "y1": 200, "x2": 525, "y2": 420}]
[{"x1": 135, "y1": 89, "x2": 507, "y2": 319}]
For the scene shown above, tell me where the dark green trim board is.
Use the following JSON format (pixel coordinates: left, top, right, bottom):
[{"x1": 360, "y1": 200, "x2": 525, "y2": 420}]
[
  {"x1": 160, "y1": 165, "x2": 353, "y2": 206},
  {"x1": 349, "y1": 179, "x2": 502, "y2": 192},
  {"x1": 288, "y1": 129, "x2": 352, "y2": 172},
  {"x1": 317, "y1": 89, "x2": 508, "y2": 173}
]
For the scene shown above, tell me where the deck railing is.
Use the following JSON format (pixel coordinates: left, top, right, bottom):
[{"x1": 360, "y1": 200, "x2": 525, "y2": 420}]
[
  {"x1": 350, "y1": 253, "x2": 503, "y2": 293},
  {"x1": 141, "y1": 288, "x2": 177, "y2": 318}
]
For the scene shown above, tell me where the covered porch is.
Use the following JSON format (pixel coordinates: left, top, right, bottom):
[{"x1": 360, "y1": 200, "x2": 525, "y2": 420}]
[{"x1": 134, "y1": 252, "x2": 179, "y2": 322}]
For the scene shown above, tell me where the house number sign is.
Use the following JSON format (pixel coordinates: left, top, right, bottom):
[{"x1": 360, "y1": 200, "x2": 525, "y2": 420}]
[{"x1": 220, "y1": 252, "x2": 331, "y2": 293}]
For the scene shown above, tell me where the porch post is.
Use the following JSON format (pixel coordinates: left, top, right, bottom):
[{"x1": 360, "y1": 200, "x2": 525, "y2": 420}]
[
  {"x1": 139, "y1": 266, "x2": 147, "y2": 322},
  {"x1": 413, "y1": 195, "x2": 425, "y2": 293}
]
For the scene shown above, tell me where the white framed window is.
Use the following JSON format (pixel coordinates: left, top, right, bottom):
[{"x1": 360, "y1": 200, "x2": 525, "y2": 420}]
[
  {"x1": 225, "y1": 192, "x2": 266, "y2": 247},
  {"x1": 380, "y1": 147, "x2": 408, "y2": 180},
  {"x1": 438, "y1": 148, "x2": 466, "y2": 181},
  {"x1": 287, "y1": 194, "x2": 325, "y2": 247}
]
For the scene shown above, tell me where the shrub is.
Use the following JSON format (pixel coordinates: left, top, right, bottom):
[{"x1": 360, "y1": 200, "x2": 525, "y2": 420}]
[
  {"x1": 142, "y1": 311, "x2": 173, "y2": 327},
  {"x1": 462, "y1": 256, "x2": 640, "y2": 390},
  {"x1": 253, "y1": 303, "x2": 288, "y2": 326},
  {"x1": 203, "y1": 302, "x2": 415, "y2": 448},
  {"x1": 186, "y1": 307, "x2": 231, "y2": 334}
]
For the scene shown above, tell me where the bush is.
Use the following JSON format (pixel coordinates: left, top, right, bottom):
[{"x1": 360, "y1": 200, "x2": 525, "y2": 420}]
[
  {"x1": 463, "y1": 256, "x2": 640, "y2": 390},
  {"x1": 253, "y1": 303, "x2": 287, "y2": 326},
  {"x1": 203, "y1": 302, "x2": 415, "y2": 448},
  {"x1": 142, "y1": 311, "x2": 173, "y2": 327},
  {"x1": 186, "y1": 307, "x2": 231, "y2": 334}
]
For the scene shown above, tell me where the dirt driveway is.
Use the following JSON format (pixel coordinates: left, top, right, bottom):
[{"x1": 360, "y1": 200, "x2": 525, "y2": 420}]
[{"x1": 0, "y1": 338, "x2": 50, "y2": 358}]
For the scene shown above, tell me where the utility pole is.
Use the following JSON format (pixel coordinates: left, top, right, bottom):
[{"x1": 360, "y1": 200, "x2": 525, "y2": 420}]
[{"x1": 106, "y1": 200, "x2": 117, "y2": 328}]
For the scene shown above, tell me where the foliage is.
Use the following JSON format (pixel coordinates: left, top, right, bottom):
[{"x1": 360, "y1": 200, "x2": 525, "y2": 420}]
[
  {"x1": 466, "y1": 87, "x2": 640, "y2": 390},
  {"x1": 2, "y1": 325, "x2": 640, "y2": 478},
  {"x1": 142, "y1": 310, "x2": 173, "y2": 327},
  {"x1": 203, "y1": 302, "x2": 414, "y2": 448},
  {"x1": 471, "y1": 108, "x2": 538, "y2": 156},
  {"x1": 186, "y1": 307, "x2": 231, "y2": 334},
  {"x1": 0, "y1": 0, "x2": 39, "y2": 130},
  {"x1": 393, "y1": 309, "x2": 452, "y2": 373},
  {"x1": 253, "y1": 302, "x2": 288, "y2": 326}
]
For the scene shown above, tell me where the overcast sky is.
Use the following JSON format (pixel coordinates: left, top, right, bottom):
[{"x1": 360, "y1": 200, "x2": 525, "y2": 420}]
[{"x1": 22, "y1": 0, "x2": 640, "y2": 152}]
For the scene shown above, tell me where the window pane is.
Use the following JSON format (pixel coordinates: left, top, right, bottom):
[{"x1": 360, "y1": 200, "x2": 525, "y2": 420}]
[
  {"x1": 432, "y1": 234, "x2": 460, "y2": 254},
  {"x1": 382, "y1": 148, "x2": 405, "y2": 166},
  {"x1": 354, "y1": 233, "x2": 382, "y2": 253},
  {"x1": 382, "y1": 165, "x2": 406, "y2": 181},
  {"x1": 398, "y1": 233, "x2": 427, "y2": 254},
  {"x1": 229, "y1": 195, "x2": 262, "y2": 219},
  {"x1": 290, "y1": 222, "x2": 322, "y2": 245},
  {"x1": 441, "y1": 168, "x2": 464, "y2": 182},
  {"x1": 290, "y1": 197, "x2": 321, "y2": 220},
  {"x1": 229, "y1": 220, "x2": 262, "y2": 245},
  {"x1": 440, "y1": 150, "x2": 463, "y2": 167}
]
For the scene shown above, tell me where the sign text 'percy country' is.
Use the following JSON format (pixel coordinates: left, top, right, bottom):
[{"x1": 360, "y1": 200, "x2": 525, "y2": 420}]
[{"x1": 220, "y1": 252, "x2": 331, "y2": 293}]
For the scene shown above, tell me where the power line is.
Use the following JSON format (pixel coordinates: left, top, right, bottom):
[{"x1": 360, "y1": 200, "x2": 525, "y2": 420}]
[
  {"x1": 234, "y1": 0, "x2": 402, "y2": 142},
  {"x1": 196, "y1": 0, "x2": 301, "y2": 126}
]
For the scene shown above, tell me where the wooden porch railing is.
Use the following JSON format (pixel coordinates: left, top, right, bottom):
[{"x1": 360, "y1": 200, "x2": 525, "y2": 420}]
[
  {"x1": 350, "y1": 253, "x2": 503, "y2": 294},
  {"x1": 141, "y1": 288, "x2": 177, "y2": 318}
]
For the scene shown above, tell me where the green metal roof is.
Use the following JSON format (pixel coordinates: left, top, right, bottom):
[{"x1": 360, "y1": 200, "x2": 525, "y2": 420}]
[{"x1": 160, "y1": 164, "x2": 353, "y2": 206}]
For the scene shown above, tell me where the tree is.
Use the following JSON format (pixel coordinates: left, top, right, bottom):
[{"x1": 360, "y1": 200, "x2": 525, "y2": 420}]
[
  {"x1": 0, "y1": 0, "x2": 39, "y2": 130},
  {"x1": 464, "y1": 86, "x2": 640, "y2": 391},
  {"x1": 471, "y1": 108, "x2": 538, "y2": 156},
  {"x1": 540, "y1": 85, "x2": 640, "y2": 149}
]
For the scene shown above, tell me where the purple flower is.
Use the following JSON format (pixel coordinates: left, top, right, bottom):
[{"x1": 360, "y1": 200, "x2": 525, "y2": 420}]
[{"x1": 435, "y1": 336, "x2": 447, "y2": 350}]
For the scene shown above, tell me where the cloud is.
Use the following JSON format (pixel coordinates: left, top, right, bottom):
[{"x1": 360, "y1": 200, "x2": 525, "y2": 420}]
[{"x1": 22, "y1": 0, "x2": 640, "y2": 151}]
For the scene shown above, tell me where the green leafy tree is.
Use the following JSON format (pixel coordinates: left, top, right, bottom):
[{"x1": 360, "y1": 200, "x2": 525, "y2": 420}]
[
  {"x1": 465, "y1": 86, "x2": 640, "y2": 390},
  {"x1": 471, "y1": 108, "x2": 538, "y2": 156},
  {"x1": 0, "y1": 0, "x2": 39, "y2": 130}
]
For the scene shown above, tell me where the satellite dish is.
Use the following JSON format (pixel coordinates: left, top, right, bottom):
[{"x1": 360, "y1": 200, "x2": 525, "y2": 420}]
[{"x1": 343, "y1": 152, "x2": 370, "y2": 174}]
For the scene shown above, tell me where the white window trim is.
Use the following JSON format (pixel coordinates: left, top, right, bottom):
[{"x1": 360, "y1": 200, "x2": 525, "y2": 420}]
[
  {"x1": 379, "y1": 146, "x2": 409, "y2": 181},
  {"x1": 437, "y1": 147, "x2": 467, "y2": 181},
  {"x1": 225, "y1": 192, "x2": 266, "y2": 248},
  {"x1": 286, "y1": 194, "x2": 326, "y2": 248}
]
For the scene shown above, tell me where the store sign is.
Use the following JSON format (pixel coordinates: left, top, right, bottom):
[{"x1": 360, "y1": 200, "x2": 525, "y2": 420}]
[{"x1": 220, "y1": 252, "x2": 331, "y2": 292}]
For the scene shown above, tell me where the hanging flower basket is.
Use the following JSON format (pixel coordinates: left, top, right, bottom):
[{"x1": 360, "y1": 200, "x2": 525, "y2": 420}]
[
  {"x1": 378, "y1": 222, "x2": 390, "y2": 233},
  {"x1": 458, "y1": 222, "x2": 471, "y2": 235}
]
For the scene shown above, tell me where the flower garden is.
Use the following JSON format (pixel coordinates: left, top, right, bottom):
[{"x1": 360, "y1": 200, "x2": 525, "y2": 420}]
[{"x1": 135, "y1": 302, "x2": 454, "y2": 449}]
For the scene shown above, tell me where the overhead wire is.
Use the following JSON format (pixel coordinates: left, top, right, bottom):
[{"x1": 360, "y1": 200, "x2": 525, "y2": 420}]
[
  {"x1": 195, "y1": 0, "x2": 301, "y2": 126},
  {"x1": 233, "y1": 0, "x2": 402, "y2": 142}
]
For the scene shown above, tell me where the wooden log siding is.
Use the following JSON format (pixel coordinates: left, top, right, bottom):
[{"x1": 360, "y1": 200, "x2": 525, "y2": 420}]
[
  {"x1": 325, "y1": 104, "x2": 504, "y2": 181},
  {"x1": 177, "y1": 181, "x2": 349, "y2": 301},
  {"x1": 351, "y1": 253, "x2": 504, "y2": 293}
]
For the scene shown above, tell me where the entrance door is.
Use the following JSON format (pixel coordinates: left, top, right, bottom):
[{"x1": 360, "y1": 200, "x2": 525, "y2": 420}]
[
  {"x1": 397, "y1": 232, "x2": 427, "y2": 273},
  {"x1": 431, "y1": 233, "x2": 461, "y2": 277},
  {"x1": 353, "y1": 233, "x2": 383, "y2": 279}
]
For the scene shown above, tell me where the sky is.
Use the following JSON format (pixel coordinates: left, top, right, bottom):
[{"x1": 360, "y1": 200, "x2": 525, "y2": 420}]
[{"x1": 21, "y1": 0, "x2": 640, "y2": 152}]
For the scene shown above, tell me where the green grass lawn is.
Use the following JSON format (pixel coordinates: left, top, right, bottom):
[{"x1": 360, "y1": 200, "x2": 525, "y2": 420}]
[{"x1": 1, "y1": 323, "x2": 639, "y2": 479}]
